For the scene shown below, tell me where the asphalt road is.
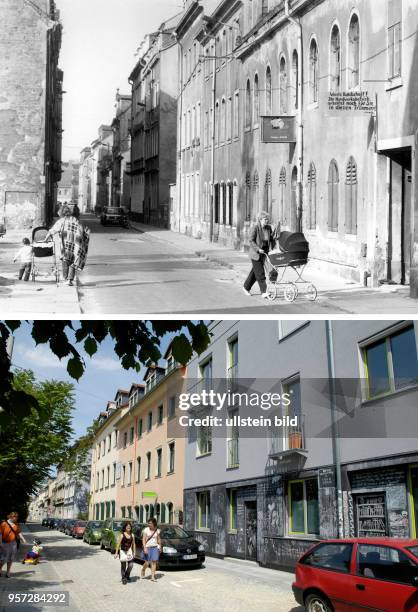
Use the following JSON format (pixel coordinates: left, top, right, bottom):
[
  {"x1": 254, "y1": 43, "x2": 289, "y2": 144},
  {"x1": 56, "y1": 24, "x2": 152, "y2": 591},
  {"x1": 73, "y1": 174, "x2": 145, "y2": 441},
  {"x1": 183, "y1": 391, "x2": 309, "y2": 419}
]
[
  {"x1": 77, "y1": 217, "x2": 335, "y2": 315},
  {"x1": 3, "y1": 524, "x2": 302, "y2": 612}
]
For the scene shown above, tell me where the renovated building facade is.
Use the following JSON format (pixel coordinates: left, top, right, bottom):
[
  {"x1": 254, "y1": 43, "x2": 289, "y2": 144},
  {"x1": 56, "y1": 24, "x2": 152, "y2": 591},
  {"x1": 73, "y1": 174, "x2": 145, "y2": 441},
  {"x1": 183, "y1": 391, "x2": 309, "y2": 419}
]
[
  {"x1": 183, "y1": 319, "x2": 418, "y2": 569},
  {"x1": 0, "y1": 0, "x2": 63, "y2": 229},
  {"x1": 114, "y1": 345, "x2": 186, "y2": 524},
  {"x1": 111, "y1": 91, "x2": 132, "y2": 209},
  {"x1": 78, "y1": 147, "x2": 92, "y2": 213},
  {"x1": 90, "y1": 125, "x2": 113, "y2": 215},
  {"x1": 89, "y1": 390, "x2": 130, "y2": 521},
  {"x1": 173, "y1": 0, "x2": 418, "y2": 294}
]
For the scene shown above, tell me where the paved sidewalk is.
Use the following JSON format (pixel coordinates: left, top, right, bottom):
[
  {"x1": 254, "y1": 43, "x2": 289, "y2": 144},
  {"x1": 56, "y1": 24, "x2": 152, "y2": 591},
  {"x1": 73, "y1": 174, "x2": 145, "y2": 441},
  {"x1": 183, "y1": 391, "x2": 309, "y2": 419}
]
[
  {"x1": 129, "y1": 221, "x2": 418, "y2": 313},
  {"x1": 0, "y1": 230, "x2": 80, "y2": 314}
]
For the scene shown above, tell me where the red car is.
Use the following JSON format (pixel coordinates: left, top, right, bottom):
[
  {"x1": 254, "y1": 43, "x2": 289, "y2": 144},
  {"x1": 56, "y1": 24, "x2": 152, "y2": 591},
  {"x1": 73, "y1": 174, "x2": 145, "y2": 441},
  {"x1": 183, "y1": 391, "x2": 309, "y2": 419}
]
[
  {"x1": 292, "y1": 538, "x2": 418, "y2": 612},
  {"x1": 71, "y1": 521, "x2": 87, "y2": 539}
]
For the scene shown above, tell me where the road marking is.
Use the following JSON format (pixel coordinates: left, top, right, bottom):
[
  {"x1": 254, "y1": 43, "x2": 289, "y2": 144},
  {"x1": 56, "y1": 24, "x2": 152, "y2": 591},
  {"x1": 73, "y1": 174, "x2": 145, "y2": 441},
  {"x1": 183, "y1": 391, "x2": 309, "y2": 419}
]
[{"x1": 170, "y1": 578, "x2": 203, "y2": 588}]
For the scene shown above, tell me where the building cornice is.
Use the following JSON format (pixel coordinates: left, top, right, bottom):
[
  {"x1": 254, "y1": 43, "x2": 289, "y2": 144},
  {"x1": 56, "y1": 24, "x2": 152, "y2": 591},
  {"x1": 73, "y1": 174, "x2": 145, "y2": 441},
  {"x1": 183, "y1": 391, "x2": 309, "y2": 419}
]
[{"x1": 174, "y1": 0, "x2": 203, "y2": 40}]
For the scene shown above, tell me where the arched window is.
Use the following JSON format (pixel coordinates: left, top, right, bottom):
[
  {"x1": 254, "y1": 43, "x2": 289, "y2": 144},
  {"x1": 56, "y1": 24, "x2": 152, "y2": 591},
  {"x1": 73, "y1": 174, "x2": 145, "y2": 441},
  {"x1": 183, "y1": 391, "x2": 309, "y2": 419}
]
[
  {"x1": 330, "y1": 25, "x2": 341, "y2": 92},
  {"x1": 279, "y1": 167, "x2": 286, "y2": 224},
  {"x1": 245, "y1": 171, "x2": 251, "y2": 221},
  {"x1": 253, "y1": 74, "x2": 259, "y2": 124},
  {"x1": 264, "y1": 169, "x2": 272, "y2": 217},
  {"x1": 279, "y1": 56, "x2": 288, "y2": 114},
  {"x1": 222, "y1": 181, "x2": 227, "y2": 225},
  {"x1": 307, "y1": 162, "x2": 317, "y2": 230},
  {"x1": 292, "y1": 50, "x2": 299, "y2": 110},
  {"x1": 291, "y1": 166, "x2": 298, "y2": 231},
  {"x1": 227, "y1": 181, "x2": 234, "y2": 226},
  {"x1": 160, "y1": 503, "x2": 166, "y2": 523},
  {"x1": 348, "y1": 14, "x2": 360, "y2": 89},
  {"x1": 309, "y1": 38, "x2": 319, "y2": 104},
  {"x1": 245, "y1": 79, "x2": 251, "y2": 128},
  {"x1": 265, "y1": 66, "x2": 272, "y2": 115},
  {"x1": 156, "y1": 503, "x2": 161, "y2": 523},
  {"x1": 328, "y1": 160, "x2": 339, "y2": 232},
  {"x1": 167, "y1": 502, "x2": 174, "y2": 524},
  {"x1": 214, "y1": 183, "x2": 220, "y2": 224},
  {"x1": 221, "y1": 98, "x2": 226, "y2": 142},
  {"x1": 345, "y1": 156, "x2": 358, "y2": 234}
]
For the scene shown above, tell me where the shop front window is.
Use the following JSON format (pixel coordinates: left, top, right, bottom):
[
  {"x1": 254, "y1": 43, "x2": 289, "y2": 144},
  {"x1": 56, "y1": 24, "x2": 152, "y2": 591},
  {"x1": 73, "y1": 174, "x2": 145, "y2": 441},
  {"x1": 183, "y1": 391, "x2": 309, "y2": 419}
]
[{"x1": 289, "y1": 479, "x2": 319, "y2": 535}]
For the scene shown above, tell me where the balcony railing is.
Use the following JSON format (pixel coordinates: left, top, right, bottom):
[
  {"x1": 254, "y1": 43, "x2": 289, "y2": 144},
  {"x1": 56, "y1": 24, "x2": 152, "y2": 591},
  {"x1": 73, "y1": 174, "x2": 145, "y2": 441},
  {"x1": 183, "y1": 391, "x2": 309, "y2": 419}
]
[
  {"x1": 227, "y1": 437, "x2": 239, "y2": 468},
  {"x1": 269, "y1": 414, "x2": 306, "y2": 457}
]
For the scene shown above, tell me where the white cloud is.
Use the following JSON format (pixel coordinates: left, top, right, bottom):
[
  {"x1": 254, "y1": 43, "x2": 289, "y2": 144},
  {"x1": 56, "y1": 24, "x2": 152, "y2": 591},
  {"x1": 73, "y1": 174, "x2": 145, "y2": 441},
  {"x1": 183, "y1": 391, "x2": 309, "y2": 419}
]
[
  {"x1": 89, "y1": 356, "x2": 122, "y2": 372},
  {"x1": 15, "y1": 345, "x2": 66, "y2": 370}
]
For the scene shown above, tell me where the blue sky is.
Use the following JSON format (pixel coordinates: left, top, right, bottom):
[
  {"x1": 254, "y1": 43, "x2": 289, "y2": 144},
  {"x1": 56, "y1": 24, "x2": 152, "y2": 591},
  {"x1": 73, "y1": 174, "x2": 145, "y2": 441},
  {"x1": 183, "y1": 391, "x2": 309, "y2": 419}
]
[
  {"x1": 59, "y1": 0, "x2": 184, "y2": 161},
  {"x1": 10, "y1": 322, "x2": 175, "y2": 439}
]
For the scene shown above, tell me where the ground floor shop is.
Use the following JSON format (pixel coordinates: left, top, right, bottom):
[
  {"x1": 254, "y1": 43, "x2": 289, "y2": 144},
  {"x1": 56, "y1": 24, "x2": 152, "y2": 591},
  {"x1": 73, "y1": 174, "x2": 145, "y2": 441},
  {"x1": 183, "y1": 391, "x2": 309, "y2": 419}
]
[{"x1": 184, "y1": 452, "x2": 418, "y2": 570}]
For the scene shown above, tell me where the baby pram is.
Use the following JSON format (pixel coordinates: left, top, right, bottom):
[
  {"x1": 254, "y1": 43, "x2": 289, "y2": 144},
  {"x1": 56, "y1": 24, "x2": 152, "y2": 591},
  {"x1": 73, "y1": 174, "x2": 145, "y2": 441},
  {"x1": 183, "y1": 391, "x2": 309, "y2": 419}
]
[
  {"x1": 31, "y1": 227, "x2": 60, "y2": 284},
  {"x1": 264, "y1": 231, "x2": 317, "y2": 302}
]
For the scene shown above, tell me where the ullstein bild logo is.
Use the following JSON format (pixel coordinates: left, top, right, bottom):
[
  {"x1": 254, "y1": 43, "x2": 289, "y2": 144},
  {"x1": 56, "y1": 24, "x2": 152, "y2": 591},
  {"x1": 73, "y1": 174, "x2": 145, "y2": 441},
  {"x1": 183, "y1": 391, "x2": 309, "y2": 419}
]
[{"x1": 178, "y1": 412, "x2": 299, "y2": 428}]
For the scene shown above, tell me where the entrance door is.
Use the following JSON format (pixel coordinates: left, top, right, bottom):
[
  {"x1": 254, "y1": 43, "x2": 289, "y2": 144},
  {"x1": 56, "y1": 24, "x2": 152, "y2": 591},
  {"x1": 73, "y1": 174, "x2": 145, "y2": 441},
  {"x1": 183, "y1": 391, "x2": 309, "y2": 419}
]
[
  {"x1": 410, "y1": 467, "x2": 418, "y2": 537},
  {"x1": 387, "y1": 148, "x2": 412, "y2": 284},
  {"x1": 245, "y1": 501, "x2": 257, "y2": 561},
  {"x1": 402, "y1": 168, "x2": 412, "y2": 285}
]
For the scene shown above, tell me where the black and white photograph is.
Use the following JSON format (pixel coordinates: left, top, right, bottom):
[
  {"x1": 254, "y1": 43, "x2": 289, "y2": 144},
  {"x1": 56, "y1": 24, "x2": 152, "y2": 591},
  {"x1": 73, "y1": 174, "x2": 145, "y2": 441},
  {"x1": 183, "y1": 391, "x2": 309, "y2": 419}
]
[{"x1": 1, "y1": 1, "x2": 418, "y2": 612}]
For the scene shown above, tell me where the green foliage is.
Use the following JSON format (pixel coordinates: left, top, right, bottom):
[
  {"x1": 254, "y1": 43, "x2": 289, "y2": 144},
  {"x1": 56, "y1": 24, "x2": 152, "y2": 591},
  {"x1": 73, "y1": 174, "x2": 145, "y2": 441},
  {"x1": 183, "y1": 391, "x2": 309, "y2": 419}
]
[{"x1": 0, "y1": 370, "x2": 74, "y2": 519}]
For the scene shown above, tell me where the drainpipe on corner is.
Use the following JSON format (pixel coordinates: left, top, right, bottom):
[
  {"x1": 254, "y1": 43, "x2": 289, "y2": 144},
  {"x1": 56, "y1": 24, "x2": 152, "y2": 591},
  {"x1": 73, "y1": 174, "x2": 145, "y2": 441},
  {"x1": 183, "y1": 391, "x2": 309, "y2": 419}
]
[
  {"x1": 284, "y1": 0, "x2": 304, "y2": 232},
  {"x1": 325, "y1": 321, "x2": 344, "y2": 539}
]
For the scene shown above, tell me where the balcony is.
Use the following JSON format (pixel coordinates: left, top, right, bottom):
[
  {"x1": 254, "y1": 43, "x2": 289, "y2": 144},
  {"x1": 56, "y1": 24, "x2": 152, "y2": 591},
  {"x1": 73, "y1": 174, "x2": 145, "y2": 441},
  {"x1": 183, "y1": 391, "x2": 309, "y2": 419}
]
[
  {"x1": 227, "y1": 437, "x2": 239, "y2": 469},
  {"x1": 269, "y1": 414, "x2": 307, "y2": 469}
]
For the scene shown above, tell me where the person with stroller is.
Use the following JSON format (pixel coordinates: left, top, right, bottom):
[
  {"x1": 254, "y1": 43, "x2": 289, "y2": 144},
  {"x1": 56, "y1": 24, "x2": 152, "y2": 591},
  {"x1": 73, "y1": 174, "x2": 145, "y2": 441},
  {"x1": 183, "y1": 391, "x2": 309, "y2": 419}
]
[
  {"x1": 114, "y1": 522, "x2": 136, "y2": 585},
  {"x1": 46, "y1": 204, "x2": 90, "y2": 286},
  {"x1": 243, "y1": 211, "x2": 277, "y2": 298},
  {"x1": 13, "y1": 238, "x2": 32, "y2": 281},
  {"x1": 141, "y1": 517, "x2": 161, "y2": 582}
]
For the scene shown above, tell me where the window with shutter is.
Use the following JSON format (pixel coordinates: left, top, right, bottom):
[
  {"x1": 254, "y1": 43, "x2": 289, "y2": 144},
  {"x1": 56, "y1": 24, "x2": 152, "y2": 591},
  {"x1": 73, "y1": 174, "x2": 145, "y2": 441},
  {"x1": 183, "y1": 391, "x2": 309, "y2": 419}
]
[
  {"x1": 308, "y1": 163, "x2": 317, "y2": 229},
  {"x1": 328, "y1": 160, "x2": 339, "y2": 232},
  {"x1": 345, "y1": 157, "x2": 358, "y2": 234}
]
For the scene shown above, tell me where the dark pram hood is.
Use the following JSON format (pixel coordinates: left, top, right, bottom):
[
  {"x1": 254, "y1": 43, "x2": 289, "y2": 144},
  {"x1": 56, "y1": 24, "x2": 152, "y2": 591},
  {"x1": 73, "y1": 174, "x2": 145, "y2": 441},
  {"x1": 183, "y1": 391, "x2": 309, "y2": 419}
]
[{"x1": 278, "y1": 231, "x2": 309, "y2": 254}]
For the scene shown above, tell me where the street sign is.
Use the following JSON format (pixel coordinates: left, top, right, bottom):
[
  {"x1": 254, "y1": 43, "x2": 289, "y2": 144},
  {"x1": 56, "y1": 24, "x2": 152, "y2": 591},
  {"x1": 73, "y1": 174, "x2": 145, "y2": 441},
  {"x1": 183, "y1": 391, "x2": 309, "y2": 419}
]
[
  {"x1": 142, "y1": 491, "x2": 157, "y2": 498},
  {"x1": 261, "y1": 116, "x2": 296, "y2": 143}
]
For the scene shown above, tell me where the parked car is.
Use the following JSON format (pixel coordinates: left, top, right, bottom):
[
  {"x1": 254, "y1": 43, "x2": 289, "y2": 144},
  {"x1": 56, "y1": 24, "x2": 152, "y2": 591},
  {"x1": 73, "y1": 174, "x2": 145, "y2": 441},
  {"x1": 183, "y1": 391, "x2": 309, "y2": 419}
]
[
  {"x1": 100, "y1": 519, "x2": 126, "y2": 554},
  {"x1": 64, "y1": 520, "x2": 77, "y2": 536},
  {"x1": 292, "y1": 538, "x2": 418, "y2": 612},
  {"x1": 71, "y1": 520, "x2": 87, "y2": 539},
  {"x1": 41, "y1": 518, "x2": 49, "y2": 527},
  {"x1": 133, "y1": 524, "x2": 205, "y2": 569},
  {"x1": 57, "y1": 519, "x2": 67, "y2": 532},
  {"x1": 100, "y1": 207, "x2": 128, "y2": 227},
  {"x1": 48, "y1": 518, "x2": 59, "y2": 529},
  {"x1": 83, "y1": 521, "x2": 103, "y2": 545}
]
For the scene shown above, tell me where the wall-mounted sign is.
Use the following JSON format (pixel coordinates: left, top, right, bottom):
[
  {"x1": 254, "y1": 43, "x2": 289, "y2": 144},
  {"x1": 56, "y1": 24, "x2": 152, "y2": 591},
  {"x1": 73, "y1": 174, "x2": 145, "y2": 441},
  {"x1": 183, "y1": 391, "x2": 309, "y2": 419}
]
[
  {"x1": 142, "y1": 491, "x2": 157, "y2": 498},
  {"x1": 261, "y1": 116, "x2": 296, "y2": 143},
  {"x1": 328, "y1": 91, "x2": 376, "y2": 116}
]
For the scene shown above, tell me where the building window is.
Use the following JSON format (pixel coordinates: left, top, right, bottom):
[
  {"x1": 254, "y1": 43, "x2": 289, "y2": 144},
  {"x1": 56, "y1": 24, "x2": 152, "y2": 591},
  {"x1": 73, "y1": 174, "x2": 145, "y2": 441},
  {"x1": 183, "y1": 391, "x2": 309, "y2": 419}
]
[
  {"x1": 226, "y1": 96, "x2": 232, "y2": 141},
  {"x1": 112, "y1": 463, "x2": 116, "y2": 486},
  {"x1": 348, "y1": 13, "x2": 361, "y2": 87},
  {"x1": 197, "y1": 425, "x2": 212, "y2": 456},
  {"x1": 229, "y1": 489, "x2": 238, "y2": 531},
  {"x1": 264, "y1": 168, "x2": 272, "y2": 217},
  {"x1": 221, "y1": 97, "x2": 226, "y2": 142},
  {"x1": 253, "y1": 171, "x2": 259, "y2": 219},
  {"x1": 245, "y1": 171, "x2": 252, "y2": 221},
  {"x1": 309, "y1": 38, "x2": 319, "y2": 104},
  {"x1": 361, "y1": 324, "x2": 418, "y2": 399},
  {"x1": 157, "y1": 405, "x2": 163, "y2": 425},
  {"x1": 137, "y1": 418, "x2": 143, "y2": 438},
  {"x1": 197, "y1": 491, "x2": 210, "y2": 529},
  {"x1": 168, "y1": 441, "x2": 175, "y2": 473},
  {"x1": 292, "y1": 50, "x2": 299, "y2": 110},
  {"x1": 279, "y1": 167, "x2": 287, "y2": 225},
  {"x1": 168, "y1": 396, "x2": 176, "y2": 419},
  {"x1": 200, "y1": 356, "x2": 213, "y2": 391},
  {"x1": 215, "y1": 101, "x2": 220, "y2": 146},
  {"x1": 307, "y1": 162, "x2": 317, "y2": 230},
  {"x1": 245, "y1": 79, "x2": 251, "y2": 128},
  {"x1": 233, "y1": 91, "x2": 239, "y2": 138},
  {"x1": 121, "y1": 506, "x2": 126, "y2": 518},
  {"x1": 146, "y1": 452, "x2": 151, "y2": 480},
  {"x1": 123, "y1": 432, "x2": 128, "y2": 449},
  {"x1": 136, "y1": 457, "x2": 141, "y2": 483},
  {"x1": 253, "y1": 74, "x2": 259, "y2": 125},
  {"x1": 121, "y1": 465, "x2": 126, "y2": 487},
  {"x1": 265, "y1": 66, "x2": 272, "y2": 115},
  {"x1": 328, "y1": 160, "x2": 339, "y2": 232},
  {"x1": 227, "y1": 408, "x2": 239, "y2": 468},
  {"x1": 279, "y1": 56, "x2": 288, "y2": 114},
  {"x1": 228, "y1": 336, "x2": 239, "y2": 382},
  {"x1": 129, "y1": 426, "x2": 134, "y2": 444},
  {"x1": 167, "y1": 502, "x2": 174, "y2": 524},
  {"x1": 204, "y1": 110, "x2": 209, "y2": 147},
  {"x1": 147, "y1": 411, "x2": 152, "y2": 432},
  {"x1": 330, "y1": 24, "x2": 341, "y2": 92},
  {"x1": 106, "y1": 465, "x2": 110, "y2": 487},
  {"x1": 156, "y1": 448, "x2": 162, "y2": 477},
  {"x1": 128, "y1": 462, "x2": 133, "y2": 485},
  {"x1": 288, "y1": 479, "x2": 319, "y2": 535},
  {"x1": 345, "y1": 156, "x2": 358, "y2": 234}
]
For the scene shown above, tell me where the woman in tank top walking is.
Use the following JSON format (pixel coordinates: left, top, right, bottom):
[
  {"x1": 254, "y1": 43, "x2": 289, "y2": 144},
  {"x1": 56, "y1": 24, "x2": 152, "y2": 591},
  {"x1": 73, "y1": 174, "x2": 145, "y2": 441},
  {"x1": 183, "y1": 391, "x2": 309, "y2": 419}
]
[
  {"x1": 141, "y1": 517, "x2": 161, "y2": 582},
  {"x1": 114, "y1": 522, "x2": 136, "y2": 584}
]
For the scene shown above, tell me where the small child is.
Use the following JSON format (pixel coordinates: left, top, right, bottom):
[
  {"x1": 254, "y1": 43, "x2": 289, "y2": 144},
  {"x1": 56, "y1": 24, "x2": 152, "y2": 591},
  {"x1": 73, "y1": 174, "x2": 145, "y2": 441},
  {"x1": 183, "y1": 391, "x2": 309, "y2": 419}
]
[
  {"x1": 22, "y1": 539, "x2": 43, "y2": 565},
  {"x1": 13, "y1": 237, "x2": 33, "y2": 281}
]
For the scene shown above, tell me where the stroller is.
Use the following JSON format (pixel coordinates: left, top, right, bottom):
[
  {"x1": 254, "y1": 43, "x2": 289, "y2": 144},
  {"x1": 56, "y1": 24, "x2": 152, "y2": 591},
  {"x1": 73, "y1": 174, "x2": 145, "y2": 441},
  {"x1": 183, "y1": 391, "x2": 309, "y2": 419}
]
[
  {"x1": 31, "y1": 227, "x2": 60, "y2": 284},
  {"x1": 264, "y1": 231, "x2": 317, "y2": 303}
]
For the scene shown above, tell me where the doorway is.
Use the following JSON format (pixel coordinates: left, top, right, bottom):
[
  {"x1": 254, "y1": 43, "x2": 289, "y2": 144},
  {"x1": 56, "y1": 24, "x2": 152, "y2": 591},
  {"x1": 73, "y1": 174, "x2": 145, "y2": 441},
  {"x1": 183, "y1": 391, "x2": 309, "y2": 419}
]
[
  {"x1": 385, "y1": 148, "x2": 412, "y2": 285},
  {"x1": 244, "y1": 501, "x2": 257, "y2": 561}
]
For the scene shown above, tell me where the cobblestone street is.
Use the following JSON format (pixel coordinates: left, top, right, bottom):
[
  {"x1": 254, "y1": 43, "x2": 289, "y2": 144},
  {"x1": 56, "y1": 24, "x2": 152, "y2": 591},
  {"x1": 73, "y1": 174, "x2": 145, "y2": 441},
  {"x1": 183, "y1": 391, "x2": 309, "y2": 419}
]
[{"x1": 0, "y1": 525, "x2": 302, "y2": 612}]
